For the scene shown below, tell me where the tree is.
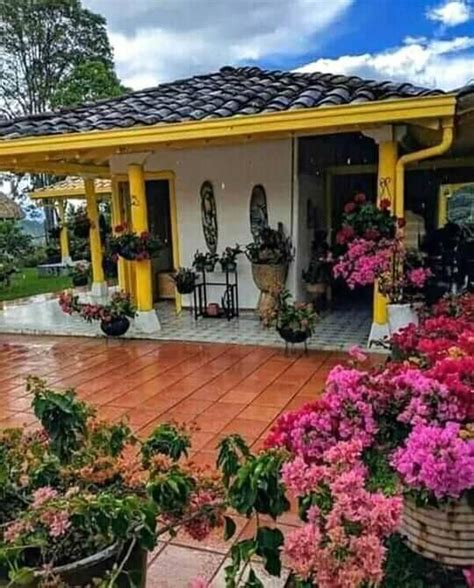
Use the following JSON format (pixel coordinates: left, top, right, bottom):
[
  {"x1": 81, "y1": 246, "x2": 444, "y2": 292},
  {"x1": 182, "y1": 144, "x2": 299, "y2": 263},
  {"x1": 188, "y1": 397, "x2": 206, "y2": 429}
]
[
  {"x1": 0, "y1": 0, "x2": 126, "y2": 117},
  {"x1": 0, "y1": 0, "x2": 126, "y2": 232}
]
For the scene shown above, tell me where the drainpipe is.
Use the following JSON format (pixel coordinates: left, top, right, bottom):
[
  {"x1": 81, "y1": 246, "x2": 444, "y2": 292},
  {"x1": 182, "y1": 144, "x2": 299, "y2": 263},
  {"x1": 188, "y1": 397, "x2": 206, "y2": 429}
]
[{"x1": 395, "y1": 120, "x2": 454, "y2": 218}]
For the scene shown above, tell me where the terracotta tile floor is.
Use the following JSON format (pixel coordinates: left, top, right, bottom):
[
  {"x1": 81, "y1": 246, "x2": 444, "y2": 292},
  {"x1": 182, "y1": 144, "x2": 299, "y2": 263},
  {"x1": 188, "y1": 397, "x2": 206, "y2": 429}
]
[{"x1": 0, "y1": 334, "x2": 383, "y2": 586}]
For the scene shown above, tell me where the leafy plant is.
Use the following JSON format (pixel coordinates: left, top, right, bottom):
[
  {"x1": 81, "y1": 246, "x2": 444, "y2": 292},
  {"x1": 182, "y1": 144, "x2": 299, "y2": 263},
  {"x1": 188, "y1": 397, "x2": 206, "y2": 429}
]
[
  {"x1": 262, "y1": 289, "x2": 318, "y2": 333},
  {"x1": 171, "y1": 267, "x2": 196, "y2": 294},
  {"x1": 220, "y1": 245, "x2": 242, "y2": 269},
  {"x1": 109, "y1": 225, "x2": 162, "y2": 261},
  {"x1": 59, "y1": 290, "x2": 137, "y2": 323},
  {"x1": 27, "y1": 376, "x2": 91, "y2": 464},
  {"x1": 141, "y1": 423, "x2": 191, "y2": 465},
  {"x1": 245, "y1": 226, "x2": 293, "y2": 265}
]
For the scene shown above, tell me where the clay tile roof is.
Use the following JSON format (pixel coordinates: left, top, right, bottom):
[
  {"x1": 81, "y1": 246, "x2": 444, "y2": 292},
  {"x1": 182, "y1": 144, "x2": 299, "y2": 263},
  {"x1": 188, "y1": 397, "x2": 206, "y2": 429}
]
[
  {"x1": 0, "y1": 65, "x2": 466, "y2": 141},
  {"x1": 29, "y1": 177, "x2": 111, "y2": 200},
  {"x1": 0, "y1": 193, "x2": 23, "y2": 219}
]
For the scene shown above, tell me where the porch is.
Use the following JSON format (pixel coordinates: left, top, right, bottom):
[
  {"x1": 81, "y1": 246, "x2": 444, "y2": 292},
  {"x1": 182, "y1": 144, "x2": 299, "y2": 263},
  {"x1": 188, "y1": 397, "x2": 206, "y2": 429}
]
[{"x1": 0, "y1": 291, "x2": 371, "y2": 350}]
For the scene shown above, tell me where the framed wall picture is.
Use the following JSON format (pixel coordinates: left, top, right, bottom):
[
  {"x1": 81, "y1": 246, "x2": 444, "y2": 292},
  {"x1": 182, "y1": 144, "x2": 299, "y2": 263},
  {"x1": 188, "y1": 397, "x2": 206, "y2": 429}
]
[
  {"x1": 200, "y1": 180, "x2": 218, "y2": 253},
  {"x1": 249, "y1": 184, "x2": 268, "y2": 237}
]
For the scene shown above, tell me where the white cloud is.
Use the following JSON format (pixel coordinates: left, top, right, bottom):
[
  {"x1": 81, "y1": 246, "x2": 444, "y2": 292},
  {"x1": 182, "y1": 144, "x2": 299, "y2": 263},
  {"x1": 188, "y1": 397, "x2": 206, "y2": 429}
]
[
  {"x1": 84, "y1": 0, "x2": 353, "y2": 88},
  {"x1": 427, "y1": 0, "x2": 471, "y2": 26},
  {"x1": 296, "y1": 36, "x2": 474, "y2": 90}
]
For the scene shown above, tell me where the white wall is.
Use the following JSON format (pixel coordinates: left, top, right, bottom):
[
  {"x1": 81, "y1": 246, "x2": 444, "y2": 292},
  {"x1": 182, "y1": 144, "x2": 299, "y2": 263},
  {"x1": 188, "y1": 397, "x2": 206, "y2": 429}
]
[{"x1": 110, "y1": 139, "x2": 294, "y2": 308}]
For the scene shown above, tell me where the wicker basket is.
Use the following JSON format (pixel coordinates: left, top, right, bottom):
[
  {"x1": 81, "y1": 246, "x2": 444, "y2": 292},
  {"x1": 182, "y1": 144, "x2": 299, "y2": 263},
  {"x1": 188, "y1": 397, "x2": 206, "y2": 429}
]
[
  {"x1": 251, "y1": 263, "x2": 288, "y2": 316},
  {"x1": 400, "y1": 496, "x2": 474, "y2": 567}
]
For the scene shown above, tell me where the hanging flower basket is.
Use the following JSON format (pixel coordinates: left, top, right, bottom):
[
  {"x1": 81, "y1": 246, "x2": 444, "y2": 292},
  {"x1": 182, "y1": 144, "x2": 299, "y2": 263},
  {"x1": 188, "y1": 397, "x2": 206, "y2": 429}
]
[
  {"x1": 109, "y1": 226, "x2": 162, "y2": 261},
  {"x1": 400, "y1": 495, "x2": 474, "y2": 567}
]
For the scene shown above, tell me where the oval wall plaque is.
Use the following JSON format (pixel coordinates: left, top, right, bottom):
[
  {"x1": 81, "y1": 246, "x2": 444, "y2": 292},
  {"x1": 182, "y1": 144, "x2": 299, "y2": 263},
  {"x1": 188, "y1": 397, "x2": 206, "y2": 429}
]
[
  {"x1": 200, "y1": 180, "x2": 218, "y2": 253},
  {"x1": 250, "y1": 184, "x2": 268, "y2": 237}
]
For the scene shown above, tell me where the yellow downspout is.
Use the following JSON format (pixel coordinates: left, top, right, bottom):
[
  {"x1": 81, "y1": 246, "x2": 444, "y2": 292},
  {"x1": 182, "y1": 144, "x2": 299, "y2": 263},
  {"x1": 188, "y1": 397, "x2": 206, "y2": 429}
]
[{"x1": 395, "y1": 121, "x2": 454, "y2": 219}]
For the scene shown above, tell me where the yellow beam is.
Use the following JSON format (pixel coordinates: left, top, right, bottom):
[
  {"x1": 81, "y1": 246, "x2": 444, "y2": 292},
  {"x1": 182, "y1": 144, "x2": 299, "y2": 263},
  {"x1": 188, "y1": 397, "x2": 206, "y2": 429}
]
[
  {"x1": 57, "y1": 200, "x2": 70, "y2": 263},
  {"x1": 2, "y1": 162, "x2": 110, "y2": 177},
  {"x1": 128, "y1": 164, "x2": 153, "y2": 312},
  {"x1": 0, "y1": 95, "x2": 457, "y2": 159},
  {"x1": 85, "y1": 178, "x2": 105, "y2": 285},
  {"x1": 374, "y1": 140, "x2": 398, "y2": 326},
  {"x1": 110, "y1": 177, "x2": 128, "y2": 293}
]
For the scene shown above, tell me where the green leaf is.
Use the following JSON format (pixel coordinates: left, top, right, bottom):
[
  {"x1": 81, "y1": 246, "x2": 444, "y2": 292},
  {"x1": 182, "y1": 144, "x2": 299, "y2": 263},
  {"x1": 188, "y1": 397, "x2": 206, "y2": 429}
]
[
  {"x1": 9, "y1": 567, "x2": 35, "y2": 586},
  {"x1": 255, "y1": 527, "x2": 283, "y2": 577},
  {"x1": 224, "y1": 516, "x2": 237, "y2": 541},
  {"x1": 243, "y1": 568, "x2": 264, "y2": 588}
]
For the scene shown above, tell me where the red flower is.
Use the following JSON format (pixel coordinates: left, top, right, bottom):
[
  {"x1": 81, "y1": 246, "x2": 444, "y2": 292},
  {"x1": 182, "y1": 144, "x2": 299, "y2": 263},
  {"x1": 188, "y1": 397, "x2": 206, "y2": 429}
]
[
  {"x1": 397, "y1": 218, "x2": 406, "y2": 228},
  {"x1": 140, "y1": 231, "x2": 151, "y2": 240},
  {"x1": 380, "y1": 198, "x2": 391, "y2": 210},
  {"x1": 344, "y1": 202, "x2": 356, "y2": 214},
  {"x1": 115, "y1": 224, "x2": 125, "y2": 233},
  {"x1": 364, "y1": 228, "x2": 380, "y2": 241},
  {"x1": 336, "y1": 225, "x2": 356, "y2": 245},
  {"x1": 354, "y1": 193, "x2": 366, "y2": 204}
]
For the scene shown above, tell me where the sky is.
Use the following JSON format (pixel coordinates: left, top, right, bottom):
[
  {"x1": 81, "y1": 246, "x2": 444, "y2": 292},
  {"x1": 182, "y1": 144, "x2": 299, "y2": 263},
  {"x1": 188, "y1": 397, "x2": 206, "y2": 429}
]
[{"x1": 84, "y1": 0, "x2": 474, "y2": 91}]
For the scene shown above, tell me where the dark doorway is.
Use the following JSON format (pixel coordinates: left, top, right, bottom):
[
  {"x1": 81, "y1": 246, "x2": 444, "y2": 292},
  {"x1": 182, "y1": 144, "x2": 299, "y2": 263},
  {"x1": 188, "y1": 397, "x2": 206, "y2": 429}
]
[{"x1": 146, "y1": 179, "x2": 174, "y2": 301}]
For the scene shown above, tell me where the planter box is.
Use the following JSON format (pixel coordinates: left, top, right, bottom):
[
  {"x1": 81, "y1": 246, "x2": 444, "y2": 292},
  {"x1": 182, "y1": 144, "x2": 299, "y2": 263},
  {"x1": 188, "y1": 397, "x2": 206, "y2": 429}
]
[
  {"x1": 400, "y1": 496, "x2": 474, "y2": 567},
  {"x1": 387, "y1": 303, "x2": 419, "y2": 335}
]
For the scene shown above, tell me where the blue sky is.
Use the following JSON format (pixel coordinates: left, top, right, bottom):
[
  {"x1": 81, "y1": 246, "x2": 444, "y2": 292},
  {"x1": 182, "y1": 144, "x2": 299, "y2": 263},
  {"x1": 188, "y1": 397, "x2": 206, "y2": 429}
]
[{"x1": 85, "y1": 0, "x2": 473, "y2": 90}]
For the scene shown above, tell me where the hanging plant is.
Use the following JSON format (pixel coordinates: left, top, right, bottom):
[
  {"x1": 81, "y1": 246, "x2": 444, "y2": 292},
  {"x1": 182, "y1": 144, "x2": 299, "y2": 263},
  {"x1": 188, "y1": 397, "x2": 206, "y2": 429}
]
[
  {"x1": 71, "y1": 208, "x2": 92, "y2": 239},
  {"x1": 108, "y1": 224, "x2": 162, "y2": 261}
]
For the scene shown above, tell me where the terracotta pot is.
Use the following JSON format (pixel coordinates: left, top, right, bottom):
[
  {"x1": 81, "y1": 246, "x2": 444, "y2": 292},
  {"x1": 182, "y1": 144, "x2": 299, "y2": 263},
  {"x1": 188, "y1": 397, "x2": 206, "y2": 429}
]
[
  {"x1": 100, "y1": 316, "x2": 130, "y2": 337},
  {"x1": 251, "y1": 263, "x2": 288, "y2": 316},
  {"x1": 0, "y1": 542, "x2": 147, "y2": 587},
  {"x1": 400, "y1": 495, "x2": 474, "y2": 567},
  {"x1": 387, "y1": 303, "x2": 419, "y2": 335}
]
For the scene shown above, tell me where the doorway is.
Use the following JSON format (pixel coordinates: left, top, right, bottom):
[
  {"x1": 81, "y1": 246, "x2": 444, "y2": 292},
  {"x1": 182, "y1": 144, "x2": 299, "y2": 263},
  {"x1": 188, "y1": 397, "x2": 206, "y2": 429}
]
[{"x1": 146, "y1": 179, "x2": 175, "y2": 301}]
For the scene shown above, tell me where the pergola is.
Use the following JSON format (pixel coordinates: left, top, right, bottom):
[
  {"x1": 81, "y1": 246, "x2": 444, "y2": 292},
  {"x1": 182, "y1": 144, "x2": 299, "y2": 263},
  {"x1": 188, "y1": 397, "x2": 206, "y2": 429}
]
[{"x1": 30, "y1": 177, "x2": 113, "y2": 296}]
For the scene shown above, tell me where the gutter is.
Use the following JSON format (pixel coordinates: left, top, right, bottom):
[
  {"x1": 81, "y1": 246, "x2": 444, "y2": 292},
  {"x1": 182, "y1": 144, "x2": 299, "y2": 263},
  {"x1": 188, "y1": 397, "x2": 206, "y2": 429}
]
[{"x1": 395, "y1": 119, "x2": 454, "y2": 218}]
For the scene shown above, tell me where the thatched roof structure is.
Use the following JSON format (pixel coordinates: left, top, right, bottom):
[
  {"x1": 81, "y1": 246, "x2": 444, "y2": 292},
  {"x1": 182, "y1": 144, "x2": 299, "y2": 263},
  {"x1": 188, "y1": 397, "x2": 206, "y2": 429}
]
[{"x1": 0, "y1": 192, "x2": 23, "y2": 220}]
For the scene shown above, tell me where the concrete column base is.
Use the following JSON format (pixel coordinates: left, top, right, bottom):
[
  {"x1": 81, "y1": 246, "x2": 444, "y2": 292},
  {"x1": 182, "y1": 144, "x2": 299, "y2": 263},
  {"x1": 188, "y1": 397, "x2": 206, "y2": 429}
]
[
  {"x1": 90, "y1": 281, "x2": 109, "y2": 300},
  {"x1": 368, "y1": 322, "x2": 390, "y2": 348},
  {"x1": 134, "y1": 309, "x2": 161, "y2": 334},
  {"x1": 61, "y1": 256, "x2": 73, "y2": 266}
]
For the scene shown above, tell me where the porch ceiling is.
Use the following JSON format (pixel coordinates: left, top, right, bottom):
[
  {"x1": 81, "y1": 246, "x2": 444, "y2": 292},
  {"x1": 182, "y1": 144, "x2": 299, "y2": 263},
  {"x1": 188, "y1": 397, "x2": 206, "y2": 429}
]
[{"x1": 29, "y1": 176, "x2": 111, "y2": 200}]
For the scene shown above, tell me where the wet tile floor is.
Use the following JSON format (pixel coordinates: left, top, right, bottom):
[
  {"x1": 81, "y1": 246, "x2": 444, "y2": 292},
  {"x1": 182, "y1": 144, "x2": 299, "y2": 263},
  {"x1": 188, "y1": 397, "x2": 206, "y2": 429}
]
[{"x1": 0, "y1": 335, "x2": 383, "y2": 586}]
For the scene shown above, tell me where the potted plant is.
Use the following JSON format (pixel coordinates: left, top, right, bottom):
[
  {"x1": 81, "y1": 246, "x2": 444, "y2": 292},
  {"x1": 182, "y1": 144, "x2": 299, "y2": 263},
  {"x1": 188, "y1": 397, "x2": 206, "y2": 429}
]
[
  {"x1": 172, "y1": 267, "x2": 196, "y2": 294},
  {"x1": 378, "y1": 241, "x2": 432, "y2": 334},
  {"x1": 302, "y1": 233, "x2": 333, "y2": 309},
  {"x1": 245, "y1": 226, "x2": 294, "y2": 316},
  {"x1": 71, "y1": 207, "x2": 92, "y2": 239},
  {"x1": 219, "y1": 245, "x2": 242, "y2": 272},
  {"x1": 0, "y1": 377, "x2": 228, "y2": 587},
  {"x1": 192, "y1": 250, "x2": 207, "y2": 272},
  {"x1": 109, "y1": 224, "x2": 161, "y2": 261},
  {"x1": 263, "y1": 288, "x2": 318, "y2": 345},
  {"x1": 393, "y1": 422, "x2": 474, "y2": 568},
  {"x1": 204, "y1": 251, "x2": 218, "y2": 272},
  {"x1": 59, "y1": 291, "x2": 137, "y2": 337},
  {"x1": 70, "y1": 261, "x2": 89, "y2": 287}
]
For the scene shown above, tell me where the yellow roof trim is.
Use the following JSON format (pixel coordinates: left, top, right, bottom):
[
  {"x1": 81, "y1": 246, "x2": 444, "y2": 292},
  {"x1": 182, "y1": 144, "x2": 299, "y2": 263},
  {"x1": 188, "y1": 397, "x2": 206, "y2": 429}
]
[{"x1": 0, "y1": 95, "x2": 457, "y2": 159}]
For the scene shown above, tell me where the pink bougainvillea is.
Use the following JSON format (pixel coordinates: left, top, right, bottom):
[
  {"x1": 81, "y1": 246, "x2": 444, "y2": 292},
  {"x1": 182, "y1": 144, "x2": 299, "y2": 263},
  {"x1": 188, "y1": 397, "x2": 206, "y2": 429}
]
[{"x1": 333, "y1": 238, "x2": 394, "y2": 289}]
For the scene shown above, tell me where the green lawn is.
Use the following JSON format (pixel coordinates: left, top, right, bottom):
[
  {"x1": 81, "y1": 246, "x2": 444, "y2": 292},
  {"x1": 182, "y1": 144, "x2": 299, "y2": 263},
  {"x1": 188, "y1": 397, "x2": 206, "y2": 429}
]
[{"x1": 0, "y1": 267, "x2": 72, "y2": 302}]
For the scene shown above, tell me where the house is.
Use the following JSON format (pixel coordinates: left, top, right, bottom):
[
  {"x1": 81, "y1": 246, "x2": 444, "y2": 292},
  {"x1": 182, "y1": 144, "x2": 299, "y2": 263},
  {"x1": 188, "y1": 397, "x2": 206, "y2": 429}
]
[{"x1": 0, "y1": 66, "x2": 473, "y2": 340}]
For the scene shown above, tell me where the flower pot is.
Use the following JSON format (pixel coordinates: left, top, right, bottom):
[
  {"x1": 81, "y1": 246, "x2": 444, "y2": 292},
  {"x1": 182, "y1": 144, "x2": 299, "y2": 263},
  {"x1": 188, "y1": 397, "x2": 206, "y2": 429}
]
[
  {"x1": 400, "y1": 495, "x2": 474, "y2": 567},
  {"x1": 387, "y1": 303, "x2": 419, "y2": 335},
  {"x1": 0, "y1": 542, "x2": 147, "y2": 587},
  {"x1": 221, "y1": 261, "x2": 237, "y2": 273},
  {"x1": 72, "y1": 274, "x2": 88, "y2": 287},
  {"x1": 278, "y1": 327, "x2": 310, "y2": 344},
  {"x1": 176, "y1": 282, "x2": 195, "y2": 295},
  {"x1": 100, "y1": 316, "x2": 130, "y2": 337},
  {"x1": 204, "y1": 261, "x2": 216, "y2": 272},
  {"x1": 251, "y1": 263, "x2": 288, "y2": 317}
]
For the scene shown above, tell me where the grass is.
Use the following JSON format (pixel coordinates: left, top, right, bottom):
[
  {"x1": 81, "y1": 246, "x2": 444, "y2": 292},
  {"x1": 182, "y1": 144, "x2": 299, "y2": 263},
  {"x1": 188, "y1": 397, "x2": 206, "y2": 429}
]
[{"x1": 0, "y1": 267, "x2": 72, "y2": 302}]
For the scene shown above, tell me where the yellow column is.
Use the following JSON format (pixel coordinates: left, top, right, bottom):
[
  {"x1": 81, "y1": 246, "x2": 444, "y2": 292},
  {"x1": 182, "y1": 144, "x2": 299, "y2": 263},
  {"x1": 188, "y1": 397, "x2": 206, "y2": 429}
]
[
  {"x1": 374, "y1": 140, "x2": 398, "y2": 325},
  {"x1": 110, "y1": 178, "x2": 128, "y2": 292},
  {"x1": 85, "y1": 178, "x2": 106, "y2": 295},
  {"x1": 128, "y1": 164, "x2": 153, "y2": 312},
  {"x1": 57, "y1": 200, "x2": 71, "y2": 264}
]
